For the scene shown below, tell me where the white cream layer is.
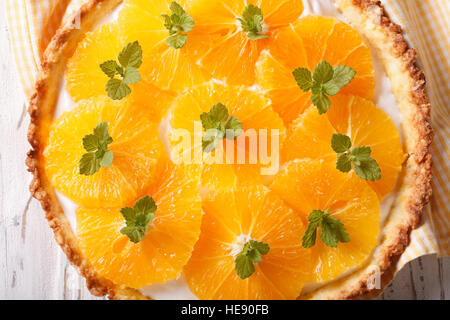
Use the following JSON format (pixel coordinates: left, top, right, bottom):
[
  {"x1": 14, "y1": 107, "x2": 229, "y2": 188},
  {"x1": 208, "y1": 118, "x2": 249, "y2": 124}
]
[{"x1": 54, "y1": 0, "x2": 402, "y2": 300}]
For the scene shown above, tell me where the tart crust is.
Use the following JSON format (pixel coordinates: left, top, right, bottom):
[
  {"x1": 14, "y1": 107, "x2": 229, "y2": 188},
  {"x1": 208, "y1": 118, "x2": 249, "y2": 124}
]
[{"x1": 26, "y1": 0, "x2": 432, "y2": 300}]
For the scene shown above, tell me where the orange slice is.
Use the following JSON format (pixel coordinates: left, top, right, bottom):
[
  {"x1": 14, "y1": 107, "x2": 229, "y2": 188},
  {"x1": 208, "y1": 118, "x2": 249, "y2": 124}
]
[
  {"x1": 270, "y1": 159, "x2": 380, "y2": 282},
  {"x1": 66, "y1": 23, "x2": 124, "y2": 102},
  {"x1": 189, "y1": 0, "x2": 304, "y2": 86},
  {"x1": 184, "y1": 166, "x2": 310, "y2": 299},
  {"x1": 256, "y1": 15, "x2": 375, "y2": 125},
  {"x1": 282, "y1": 95, "x2": 404, "y2": 198},
  {"x1": 118, "y1": 0, "x2": 206, "y2": 92},
  {"x1": 167, "y1": 81, "x2": 285, "y2": 171},
  {"x1": 77, "y1": 164, "x2": 202, "y2": 288},
  {"x1": 65, "y1": 23, "x2": 174, "y2": 120},
  {"x1": 327, "y1": 95, "x2": 405, "y2": 198},
  {"x1": 44, "y1": 96, "x2": 165, "y2": 208}
]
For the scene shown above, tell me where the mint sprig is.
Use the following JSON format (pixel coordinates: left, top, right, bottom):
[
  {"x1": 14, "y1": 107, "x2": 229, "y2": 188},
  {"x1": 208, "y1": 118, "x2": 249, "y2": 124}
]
[
  {"x1": 100, "y1": 41, "x2": 142, "y2": 100},
  {"x1": 331, "y1": 133, "x2": 382, "y2": 181},
  {"x1": 302, "y1": 210, "x2": 350, "y2": 248},
  {"x1": 237, "y1": 4, "x2": 268, "y2": 40},
  {"x1": 120, "y1": 196, "x2": 157, "y2": 243},
  {"x1": 235, "y1": 240, "x2": 270, "y2": 279},
  {"x1": 161, "y1": 2, "x2": 195, "y2": 49},
  {"x1": 79, "y1": 122, "x2": 114, "y2": 175},
  {"x1": 200, "y1": 103, "x2": 243, "y2": 153},
  {"x1": 293, "y1": 61, "x2": 356, "y2": 114}
]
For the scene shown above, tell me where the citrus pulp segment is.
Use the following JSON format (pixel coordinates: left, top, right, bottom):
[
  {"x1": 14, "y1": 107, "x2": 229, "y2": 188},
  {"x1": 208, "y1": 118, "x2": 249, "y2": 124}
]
[
  {"x1": 200, "y1": 164, "x2": 265, "y2": 201},
  {"x1": 188, "y1": 0, "x2": 304, "y2": 86},
  {"x1": 281, "y1": 106, "x2": 336, "y2": 164},
  {"x1": 270, "y1": 159, "x2": 380, "y2": 283},
  {"x1": 184, "y1": 168, "x2": 311, "y2": 299},
  {"x1": 76, "y1": 163, "x2": 203, "y2": 288},
  {"x1": 44, "y1": 96, "x2": 165, "y2": 208},
  {"x1": 256, "y1": 15, "x2": 375, "y2": 125}
]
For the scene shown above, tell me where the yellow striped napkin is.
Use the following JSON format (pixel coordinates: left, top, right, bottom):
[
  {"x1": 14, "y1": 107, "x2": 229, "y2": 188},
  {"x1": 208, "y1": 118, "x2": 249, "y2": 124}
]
[
  {"x1": 5, "y1": 0, "x2": 449, "y2": 271},
  {"x1": 383, "y1": 0, "x2": 450, "y2": 266}
]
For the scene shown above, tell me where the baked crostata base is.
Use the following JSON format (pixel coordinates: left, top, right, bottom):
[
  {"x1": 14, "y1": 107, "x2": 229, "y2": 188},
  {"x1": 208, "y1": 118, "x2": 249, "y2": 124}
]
[{"x1": 26, "y1": 0, "x2": 432, "y2": 300}]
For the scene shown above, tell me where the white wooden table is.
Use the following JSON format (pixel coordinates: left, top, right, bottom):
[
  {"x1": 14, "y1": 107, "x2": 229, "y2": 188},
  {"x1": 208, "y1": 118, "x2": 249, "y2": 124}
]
[{"x1": 0, "y1": 7, "x2": 448, "y2": 300}]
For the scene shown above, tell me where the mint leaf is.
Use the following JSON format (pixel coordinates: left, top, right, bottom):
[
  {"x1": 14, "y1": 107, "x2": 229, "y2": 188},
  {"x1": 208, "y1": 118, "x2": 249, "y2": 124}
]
[
  {"x1": 106, "y1": 78, "x2": 131, "y2": 100},
  {"x1": 122, "y1": 66, "x2": 141, "y2": 85},
  {"x1": 200, "y1": 113, "x2": 218, "y2": 130},
  {"x1": 100, "y1": 41, "x2": 142, "y2": 100},
  {"x1": 331, "y1": 134, "x2": 382, "y2": 181},
  {"x1": 200, "y1": 103, "x2": 242, "y2": 152},
  {"x1": 302, "y1": 222, "x2": 318, "y2": 248},
  {"x1": 224, "y1": 116, "x2": 243, "y2": 140},
  {"x1": 162, "y1": 2, "x2": 194, "y2": 49},
  {"x1": 93, "y1": 121, "x2": 113, "y2": 143},
  {"x1": 336, "y1": 153, "x2": 352, "y2": 173},
  {"x1": 100, "y1": 150, "x2": 114, "y2": 167},
  {"x1": 302, "y1": 210, "x2": 324, "y2": 248},
  {"x1": 79, "y1": 153, "x2": 100, "y2": 176},
  {"x1": 166, "y1": 34, "x2": 188, "y2": 49},
  {"x1": 311, "y1": 92, "x2": 331, "y2": 114},
  {"x1": 320, "y1": 216, "x2": 350, "y2": 248},
  {"x1": 237, "y1": 4, "x2": 268, "y2": 40},
  {"x1": 302, "y1": 210, "x2": 350, "y2": 248},
  {"x1": 324, "y1": 66, "x2": 356, "y2": 96},
  {"x1": 235, "y1": 255, "x2": 255, "y2": 280},
  {"x1": 292, "y1": 67, "x2": 313, "y2": 92},
  {"x1": 178, "y1": 13, "x2": 195, "y2": 32},
  {"x1": 292, "y1": 60, "x2": 356, "y2": 114},
  {"x1": 313, "y1": 61, "x2": 334, "y2": 84},
  {"x1": 328, "y1": 216, "x2": 351, "y2": 243},
  {"x1": 118, "y1": 41, "x2": 143, "y2": 68},
  {"x1": 82, "y1": 134, "x2": 100, "y2": 152},
  {"x1": 353, "y1": 158, "x2": 381, "y2": 181},
  {"x1": 331, "y1": 133, "x2": 352, "y2": 153},
  {"x1": 249, "y1": 240, "x2": 270, "y2": 255},
  {"x1": 100, "y1": 60, "x2": 119, "y2": 78},
  {"x1": 210, "y1": 103, "x2": 229, "y2": 123},
  {"x1": 162, "y1": 14, "x2": 173, "y2": 32},
  {"x1": 352, "y1": 146, "x2": 372, "y2": 160},
  {"x1": 120, "y1": 196, "x2": 157, "y2": 243},
  {"x1": 170, "y1": 1, "x2": 185, "y2": 16},
  {"x1": 134, "y1": 195, "x2": 157, "y2": 215},
  {"x1": 235, "y1": 239, "x2": 270, "y2": 279},
  {"x1": 79, "y1": 122, "x2": 114, "y2": 175},
  {"x1": 202, "y1": 128, "x2": 224, "y2": 153}
]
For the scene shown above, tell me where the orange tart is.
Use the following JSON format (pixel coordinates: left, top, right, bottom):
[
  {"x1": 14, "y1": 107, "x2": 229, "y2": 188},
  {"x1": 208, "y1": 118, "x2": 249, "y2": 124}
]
[{"x1": 27, "y1": 0, "x2": 432, "y2": 300}]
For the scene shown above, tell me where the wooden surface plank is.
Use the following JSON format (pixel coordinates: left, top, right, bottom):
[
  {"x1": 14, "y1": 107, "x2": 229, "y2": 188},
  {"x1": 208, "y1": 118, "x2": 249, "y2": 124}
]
[{"x1": 0, "y1": 3, "x2": 448, "y2": 301}]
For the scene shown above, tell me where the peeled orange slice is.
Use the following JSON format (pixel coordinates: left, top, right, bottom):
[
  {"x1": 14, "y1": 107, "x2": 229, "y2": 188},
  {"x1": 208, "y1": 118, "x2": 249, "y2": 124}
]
[
  {"x1": 77, "y1": 164, "x2": 202, "y2": 288},
  {"x1": 65, "y1": 23, "x2": 174, "y2": 119},
  {"x1": 167, "y1": 81, "x2": 285, "y2": 171},
  {"x1": 327, "y1": 95, "x2": 405, "y2": 198},
  {"x1": 270, "y1": 159, "x2": 379, "y2": 283},
  {"x1": 118, "y1": 0, "x2": 206, "y2": 92},
  {"x1": 184, "y1": 166, "x2": 310, "y2": 299},
  {"x1": 44, "y1": 96, "x2": 165, "y2": 208},
  {"x1": 189, "y1": 0, "x2": 304, "y2": 86},
  {"x1": 66, "y1": 23, "x2": 124, "y2": 102},
  {"x1": 256, "y1": 16, "x2": 375, "y2": 125},
  {"x1": 282, "y1": 95, "x2": 404, "y2": 198}
]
